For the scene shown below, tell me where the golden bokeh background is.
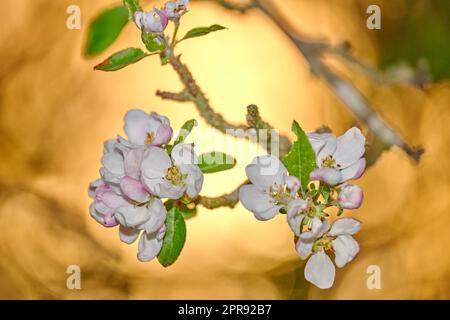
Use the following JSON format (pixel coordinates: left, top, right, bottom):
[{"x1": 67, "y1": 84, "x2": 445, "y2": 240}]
[{"x1": 0, "y1": 0, "x2": 449, "y2": 299}]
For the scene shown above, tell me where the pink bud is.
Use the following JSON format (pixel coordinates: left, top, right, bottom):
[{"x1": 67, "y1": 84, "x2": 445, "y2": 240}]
[{"x1": 338, "y1": 184, "x2": 363, "y2": 209}]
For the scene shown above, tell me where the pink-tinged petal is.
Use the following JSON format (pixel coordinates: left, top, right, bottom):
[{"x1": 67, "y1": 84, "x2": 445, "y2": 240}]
[
  {"x1": 124, "y1": 109, "x2": 151, "y2": 146},
  {"x1": 171, "y1": 143, "x2": 197, "y2": 165},
  {"x1": 296, "y1": 239, "x2": 313, "y2": 260},
  {"x1": 329, "y1": 218, "x2": 362, "y2": 236},
  {"x1": 103, "y1": 211, "x2": 118, "y2": 227},
  {"x1": 141, "y1": 147, "x2": 172, "y2": 179},
  {"x1": 332, "y1": 235, "x2": 360, "y2": 268},
  {"x1": 134, "y1": 11, "x2": 144, "y2": 29},
  {"x1": 156, "y1": 10, "x2": 169, "y2": 30},
  {"x1": 246, "y1": 155, "x2": 287, "y2": 191},
  {"x1": 254, "y1": 204, "x2": 283, "y2": 221},
  {"x1": 140, "y1": 199, "x2": 166, "y2": 234},
  {"x1": 97, "y1": 191, "x2": 128, "y2": 209},
  {"x1": 88, "y1": 179, "x2": 105, "y2": 198},
  {"x1": 151, "y1": 124, "x2": 173, "y2": 146},
  {"x1": 340, "y1": 158, "x2": 366, "y2": 183},
  {"x1": 239, "y1": 184, "x2": 274, "y2": 215},
  {"x1": 119, "y1": 226, "x2": 140, "y2": 244},
  {"x1": 338, "y1": 184, "x2": 363, "y2": 209},
  {"x1": 304, "y1": 250, "x2": 336, "y2": 289},
  {"x1": 310, "y1": 168, "x2": 342, "y2": 186},
  {"x1": 333, "y1": 127, "x2": 366, "y2": 169},
  {"x1": 137, "y1": 231, "x2": 164, "y2": 262},
  {"x1": 124, "y1": 148, "x2": 144, "y2": 180},
  {"x1": 285, "y1": 176, "x2": 300, "y2": 195},
  {"x1": 120, "y1": 176, "x2": 149, "y2": 203},
  {"x1": 114, "y1": 205, "x2": 151, "y2": 228},
  {"x1": 182, "y1": 164, "x2": 204, "y2": 198}
]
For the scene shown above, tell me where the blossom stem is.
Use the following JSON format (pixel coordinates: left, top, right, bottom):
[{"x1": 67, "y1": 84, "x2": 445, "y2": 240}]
[{"x1": 171, "y1": 20, "x2": 180, "y2": 48}]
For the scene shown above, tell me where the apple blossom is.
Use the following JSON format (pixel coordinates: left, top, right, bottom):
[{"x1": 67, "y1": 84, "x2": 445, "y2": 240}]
[
  {"x1": 141, "y1": 143, "x2": 204, "y2": 200},
  {"x1": 123, "y1": 109, "x2": 173, "y2": 147},
  {"x1": 308, "y1": 127, "x2": 366, "y2": 185},
  {"x1": 164, "y1": 0, "x2": 189, "y2": 19},
  {"x1": 239, "y1": 155, "x2": 301, "y2": 221},
  {"x1": 338, "y1": 184, "x2": 364, "y2": 209},
  {"x1": 300, "y1": 218, "x2": 361, "y2": 289},
  {"x1": 134, "y1": 9, "x2": 169, "y2": 34}
]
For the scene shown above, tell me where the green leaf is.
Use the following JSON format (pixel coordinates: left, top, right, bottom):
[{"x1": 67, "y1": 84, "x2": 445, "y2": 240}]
[
  {"x1": 94, "y1": 47, "x2": 147, "y2": 71},
  {"x1": 181, "y1": 24, "x2": 226, "y2": 41},
  {"x1": 282, "y1": 121, "x2": 317, "y2": 193},
  {"x1": 123, "y1": 0, "x2": 141, "y2": 20},
  {"x1": 174, "y1": 119, "x2": 197, "y2": 145},
  {"x1": 157, "y1": 206, "x2": 187, "y2": 267},
  {"x1": 141, "y1": 31, "x2": 166, "y2": 52},
  {"x1": 197, "y1": 152, "x2": 236, "y2": 174},
  {"x1": 85, "y1": 6, "x2": 129, "y2": 56}
]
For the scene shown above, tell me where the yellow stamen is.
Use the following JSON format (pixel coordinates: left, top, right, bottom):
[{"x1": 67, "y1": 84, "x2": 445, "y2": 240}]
[
  {"x1": 145, "y1": 132, "x2": 155, "y2": 145},
  {"x1": 322, "y1": 155, "x2": 336, "y2": 168},
  {"x1": 166, "y1": 166, "x2": 184, "y2": 185}
]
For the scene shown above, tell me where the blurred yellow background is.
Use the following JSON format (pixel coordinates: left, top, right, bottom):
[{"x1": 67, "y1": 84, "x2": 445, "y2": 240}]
[{"x1": 0, "y1": 0, "x2": 449, "y2": 299}]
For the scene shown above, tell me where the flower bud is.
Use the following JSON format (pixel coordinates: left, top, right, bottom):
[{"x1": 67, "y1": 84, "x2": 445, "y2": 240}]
[
  {"x1": 134, "y1": 9, "x2": 168, "y2": 33},
  {"x1": 338, "y1": 184, "x2": 363, "y2": 209}
]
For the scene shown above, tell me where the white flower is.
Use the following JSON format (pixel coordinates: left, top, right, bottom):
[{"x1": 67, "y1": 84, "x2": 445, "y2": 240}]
[
  {"x1": 239, "y1": 155, "x2": 300, "y2": 221},
  {"x1": 338, "y1": 184, "x2": 363, "y2": 209},
  {"x1": 297, "y1": 218, "x2": 361, "y2": 289},
  {"x1": 123, "y1": 109, "x2": 173, "y2": 147},
  {"x1": 141, "y1": 143, "x2": 204, "y2": 200},
  {"x1": 134, "y1": 9, "x2": 169, "y2": 33},
  {"x1": 164, "y1": 0, "x2": 189, "y2": 19},
  {"x1": 308, "y1": 127, "x2": 366, "y2": 185}
]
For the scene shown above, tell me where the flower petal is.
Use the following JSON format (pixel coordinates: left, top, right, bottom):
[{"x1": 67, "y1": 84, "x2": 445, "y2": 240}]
[
  {"x1": 338, "y1": 184, "x2": 364, "y2": 209},
  {"x1": 120, "y1": 176, "x2": 149, "y2": 203},
  {"x1": 287, "y1": 199, "x2": 307, "y2": 236},
  {"x1": 181, "y1": 164, "x2": 204, "y2": 198},
  {"x1": 329, "y1": 218, "x2": 362, "y2": 236},
  {"x1": 310, "y1": 167, "x2": 342, "y2": 186},
  {"x1": 114, "y1": 205, "x2": 151, "y2": 228},
  {"x1": 332, "y1": 234, "x2": 360, "y2": 268},
  {"x1": 137, "y1": 230, "x2": 164, "y2": 262},
  {"x1": 152, "y1": 123, "x2": 173, "y2": 146},
  {"x1": 333, "y1": 127, "x2": 366, "y2": 169},
  {"x1": 239, "y1": 184, "x2": 274, "y2": 215},
  {"x1": 296, "y1": 239, "x2": 313, "y2": 260},
  {"x1": 140, "y1": 199, "x2": 167, "y2": 234},
  {"x1": 119, "y1": 226, "x2": 140, "y2": 244},
  {"x1": 101, "y1": 151, "x2": 124, "y2": 177},
  {"x1": 285, "y1": 176, "x2": 300, "y2": 195},
  {"x1": 246, "y1": 155, "x2": 287, "y2": 191},
  {"x1": 97, "y1": 190, "x2": 128, "y2": 209},
  {"x1": 340, "y1": 158, "x2": 366, "y2": 183},
  {"x1": 141, "y1": 146, "x2": 172, "y2": 180},
  {"x1": 124, "y1": 148, "x2": 145, "y2": 180},
  {"x1": 124, "y1": 109, "x2": 151, "y2": 146},
  {"x1": 304, "y1": 250, "x2": 336, "y2": 289},
  {"x1": 254, "y1": 204, "x2": 283, "y2": 221}
]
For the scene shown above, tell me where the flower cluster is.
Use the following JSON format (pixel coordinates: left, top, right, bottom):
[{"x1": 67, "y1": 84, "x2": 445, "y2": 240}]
[
  {"x1": 239, "y1": 127, "x2": 366, "y2": 289},
  {"x1": 134, "y1": 0, "x2": 189, "y2": 34},
  {"x1": 88, "y1": 109, "x2": 203, "y2": 262}
]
